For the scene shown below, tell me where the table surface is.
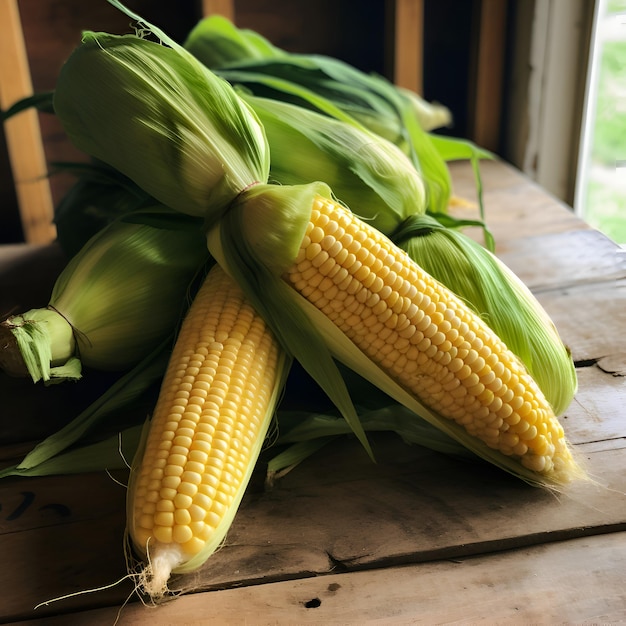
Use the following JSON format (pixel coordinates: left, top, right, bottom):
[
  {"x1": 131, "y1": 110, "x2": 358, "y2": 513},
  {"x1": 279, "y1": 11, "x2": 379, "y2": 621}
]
[{"x1": 1, "y1": 159, "x2": 625, "y2": 625}]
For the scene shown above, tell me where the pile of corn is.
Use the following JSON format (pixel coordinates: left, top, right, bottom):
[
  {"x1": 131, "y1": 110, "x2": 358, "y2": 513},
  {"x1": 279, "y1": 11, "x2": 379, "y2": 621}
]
[{"x1": 0, "y1": 0, "x2": 584, "y2": 601}]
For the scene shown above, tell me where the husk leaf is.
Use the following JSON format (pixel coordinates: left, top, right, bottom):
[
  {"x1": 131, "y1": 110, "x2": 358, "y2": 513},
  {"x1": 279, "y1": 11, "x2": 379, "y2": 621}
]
[
  {"x1": 14, "y1": 339, "x2": 170, "y2": 471},
  {"x1": 183, "y1": 14, "x2": 286, "y2": 67},
  {"x1": 241, "y1": 93, "x2": 427, "y2": 234},
  {"x1": 53, "y1": 26, "x2": 268, "y2": 223},
  {"x1": 0, "y1": 425, "x2": 143, "y2": 478}
]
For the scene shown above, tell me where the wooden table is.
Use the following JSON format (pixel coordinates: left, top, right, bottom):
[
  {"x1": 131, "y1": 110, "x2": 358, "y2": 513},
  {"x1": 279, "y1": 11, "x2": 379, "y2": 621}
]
[{"x1": 1, "y1": 159, "x2": 625, "y2": 625}]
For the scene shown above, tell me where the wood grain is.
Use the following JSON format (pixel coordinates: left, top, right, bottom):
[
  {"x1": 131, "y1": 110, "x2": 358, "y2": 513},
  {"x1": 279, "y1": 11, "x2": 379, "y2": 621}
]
[
  {"x1": 0, "y1": 0, "x2": 56, "y2": 244},
  {"x1": 392, "y1": 0, "x2": 424, "y2": 94},
  {"x1": 536, "y1": 279, "x2": 626, "y2": 365},
  {"x1": 496, "y1": 228, "x2": 626, "y2": 292},
  {"x1": 18, "y1": 532, "x2": 626, "y2": 625},
  {"x1": 1, "y1": 160, "x2": 625, "y2": 624}
]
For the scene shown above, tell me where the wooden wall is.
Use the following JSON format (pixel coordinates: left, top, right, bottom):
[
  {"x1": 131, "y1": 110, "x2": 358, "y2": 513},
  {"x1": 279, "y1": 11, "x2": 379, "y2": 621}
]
[
  {"x1": 1, "y1": 0, "x2": 507, "y2": 244},
  {"x1": 0, "y1": 122, "x2": 21, "y2": 242},
  {"x1": 0, "y1": 0, "x2": 392, "y2": 244},
  {"x1": 1, "y1": 0, "x2": 203, "y2": 244}
]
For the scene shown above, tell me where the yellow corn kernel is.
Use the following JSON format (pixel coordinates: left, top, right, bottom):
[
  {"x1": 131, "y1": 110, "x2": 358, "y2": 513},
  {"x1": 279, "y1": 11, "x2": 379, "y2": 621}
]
[
  {"x1": 128, "y1": 263, "x2": 282, "y2": 598},
  {"x1": 284, "y1": 196, "x2": 578, "y2": 480}
]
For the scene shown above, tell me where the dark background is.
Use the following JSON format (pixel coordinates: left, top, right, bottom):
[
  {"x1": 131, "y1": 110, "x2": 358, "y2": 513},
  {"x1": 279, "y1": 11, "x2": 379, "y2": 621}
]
[{"x1": 0, "y1": 0, "x2": 515, "y2": 244}]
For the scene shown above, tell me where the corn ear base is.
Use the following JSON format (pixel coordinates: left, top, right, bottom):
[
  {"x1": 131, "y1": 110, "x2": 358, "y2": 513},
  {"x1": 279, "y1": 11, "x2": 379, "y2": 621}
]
[
  {"x1": 1, "y1": 218, "x2": 208, "y2": 381},
  {"x1": 0, "y1": 308, "x2": 77, "y2": 382}
]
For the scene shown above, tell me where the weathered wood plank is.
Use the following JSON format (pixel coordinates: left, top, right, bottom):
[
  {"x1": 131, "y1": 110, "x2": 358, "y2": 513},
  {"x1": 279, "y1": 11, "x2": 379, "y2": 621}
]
[
  {"x1": 496, "y1": 228, "x2": 626, "y2": 291},
  {"x1": 534, "y1": 278, "x2": 626, "y2": 365},
  {"x1": 2, "y1": 435, "x2": 624, "y2": 623},
  {"x1": 18, "y1": 531, "x2": 626, "y2": 625},
  {"x1": 564, "y1": 364, "x2": 626, "y2": 446},
  {"x1": 0, "y1": 472, "x2": 133, "y2": 622},
  {"x1": 449, "y1": 160, "x2": 589, "y2": 244}
]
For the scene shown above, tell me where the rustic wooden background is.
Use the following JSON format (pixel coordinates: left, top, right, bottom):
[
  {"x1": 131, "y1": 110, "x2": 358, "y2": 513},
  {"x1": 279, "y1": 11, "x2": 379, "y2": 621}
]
[
  {"x1": 1, "y1": 0, "x2": 387, "y2": 243},
  {"x1": 1, "y1": 0, "x2": 509, "y2": 244}
]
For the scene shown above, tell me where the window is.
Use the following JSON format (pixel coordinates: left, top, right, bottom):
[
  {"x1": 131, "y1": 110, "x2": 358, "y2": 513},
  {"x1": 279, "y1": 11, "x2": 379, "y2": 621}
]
[{"x1": 574, "y1": 0, "x2": 626, "y2": 244}]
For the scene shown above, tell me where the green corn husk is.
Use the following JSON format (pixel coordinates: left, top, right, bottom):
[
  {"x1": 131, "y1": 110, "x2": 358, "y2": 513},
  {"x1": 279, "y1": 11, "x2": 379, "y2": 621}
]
[
  {"x1": 396, "y1": 86, "x2": 453, "y2": 132},
  {"x1": 185, "y1": 16, "x2": 495, "y2": 226},
  {"x1": 184, "y1": 14, "x2": 452, "y2": 132},
  {"x1": 184, "y1": 16, "x2": 492, "y2": 234},
  {"x1": 183, "y1": 16, "x2": 453, "y2": 215},
  {"x1": 0, "y1": 424, "x2": 144, "y2": 478},
  {"x1": 215, "y1": 62, "x2": 453, "y2": 215},
  {"x1": 0, "y1": 214, "x2": 208, "y2": 382},
  {"x1": 182, "y1": 14, "x2": 287, "y2": 67},
  {"x1": 1, "y1": 90, "x2": 55, "y2": 120},
  {"x1": 266, "y1": 404, "x2": 472, "y2": 485},
  {"x1": 243, "y1": 93, "x2": 428, "y2": 234},
  {"x1": 391, "y1": 214, "x2": 577, "y2": 415},
  {"x1": 53, "y1": 26, "x2": 269, "y2": 224},
  {"x1": 229, "y1": 93, "x2": 573, "y2": 414},
  {"x1": 53, "y1": 4, "x2": 583, "y2": 489},
  {"x1": 242, "y1": 91, "x2": 493, "y2": 250}
]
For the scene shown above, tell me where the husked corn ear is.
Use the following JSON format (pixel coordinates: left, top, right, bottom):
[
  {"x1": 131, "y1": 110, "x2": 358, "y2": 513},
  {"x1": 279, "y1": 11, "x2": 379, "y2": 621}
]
[
  {"x1": 285, "y1": 195, "x2": 577, "y2": 479},
  {"x1": 128, "y1": 263, "x2": 284, "y2": 599}
]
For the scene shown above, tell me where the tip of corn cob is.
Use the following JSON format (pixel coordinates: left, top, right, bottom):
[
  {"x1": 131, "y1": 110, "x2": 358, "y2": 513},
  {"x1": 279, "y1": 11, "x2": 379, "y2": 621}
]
[{"x1": 135, "y1": 542, "x2": 185, "y2": 602}]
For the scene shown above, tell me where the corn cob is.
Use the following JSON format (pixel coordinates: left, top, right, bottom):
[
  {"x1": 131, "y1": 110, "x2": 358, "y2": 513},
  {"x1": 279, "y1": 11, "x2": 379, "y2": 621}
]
[
  {"x1": 50, "y1": 85, "x2": 574, "y2": 422},
  {"x1": 52, "y1": 8, "x2": 582, "y2": 485},
  {"x1": 127, "y1": 263, "x2": 288, "y2": 599},
  {"x1": 210, "y1": 185, "x2": 583, "y2": 485},
  {"x1": 234, "y1": 94, "x2": 576, "y2": 416},
  {"x1": 290, "y1": 199, "x2": 573, "y2": 476}
]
